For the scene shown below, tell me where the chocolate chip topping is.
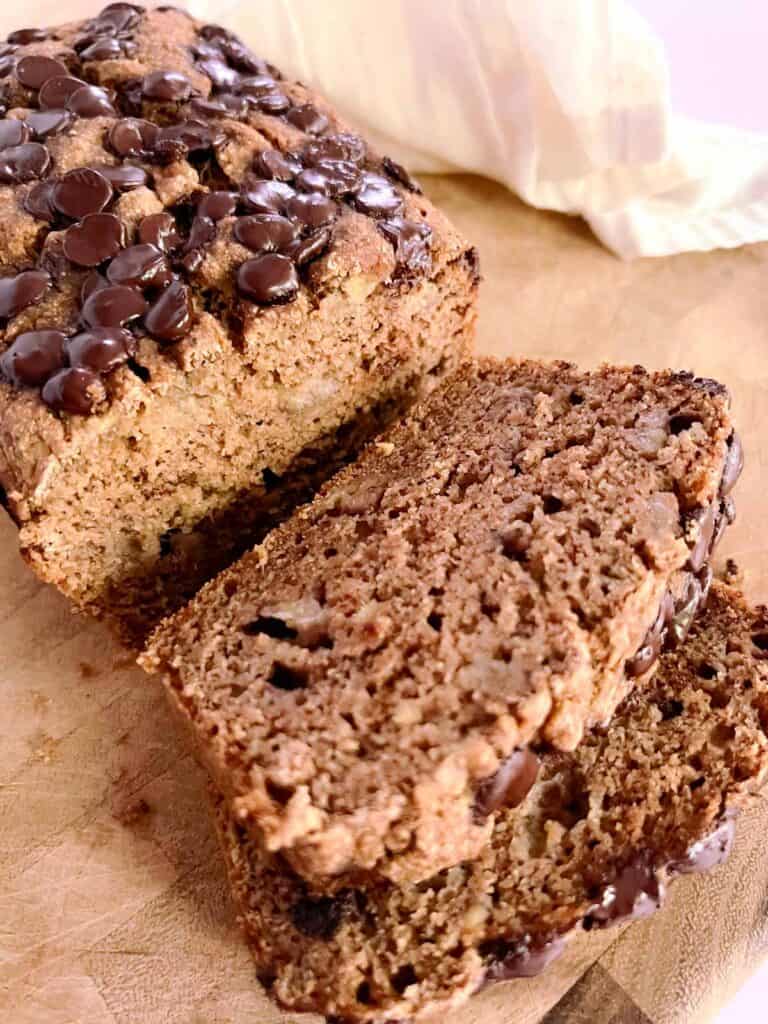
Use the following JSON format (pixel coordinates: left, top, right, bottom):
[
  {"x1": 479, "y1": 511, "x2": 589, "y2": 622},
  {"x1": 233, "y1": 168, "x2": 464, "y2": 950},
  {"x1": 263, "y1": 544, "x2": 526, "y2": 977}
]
[
  {"x1": 81, "y1": 283, "x2": 147, "y2": 327},
  {"x1": 41, "y1": 366, "x2": 106, "y2": 415},
  {"x1": 7, "y1": 28, "x2": 48, "y2": 44},
  {"x1": 64, "y1": 212, "x2": 125, "y2": 267},
  {"x1": 138, "y1": 211, "x2": 182, "y2": 252},
  {"x1": 473, "y1": 750, "x2": 540, "y2": 821},
  {"x1": 241, "y1": 180, "x2": 294, "y2": 214},
  {"x1": 302, "y1": 133, "x2": 367, "y2": 166},
  {"x1": 53, "y1": 167, "x2": 113, "y2": 220},
  {"x1": 354, "y1": 173, "x2": 405, "y2": 219},
  {"x1": 382, "y1": 155, "x2": 422, "y2": 194},
  {"x1": 0, "y1": 142, "x2": 50, "y2": 183},
  {"x1": 107, "y1": 243, "x2": 173, "y2": 289},
  {"x1": 16, "y1": 55, "x2": 69, "y2": 91},
  {"x1": 286, "y1": 104, "x2": 329, "y2": 135},
  {"x1": 720, "y1": 433, "x2": 744, "y2": 497},
  {"x1": 237, "y1": 253, "x2": 299, "y2": 305},
  {"x1": 379, "y1": 217, "x2": 432, "y2": 273},
  {"x1": 284, "y1": 227, "x2": 332, "y2": 267},
  {"x1": 0, "y1": 269, "x2": 49, "y2": 319},
  {"x1": 254, "y1": 148, "x2": 301, "y2": 182},
  {"x1": 109, "y1": 118, "x2": 160, "y2": 158},
  {"x1": 25, "y1": 110, "x2": 73, "y2": 140},
  {"x1": 0, "y1": 119, "x2": 29, "y2": 149},
  {"x1": 198, "y1": 190, "x2": 237, "y2": 221},
  {"x1": 144, "y1": 278, "x2": 192, "y2": 341},
  {"x1": 234, "y1": 213, "x2": 297, "y2": 253},
  {"x1": 0, "y1": 329, "x2": 66, "y2": 386},
  {"x1": 24, "y1": 180, "x2": 57, "y2": 222},
  {"x1": 286, "y1": 192, "x2": 337, "y2": 229},
  {"x1": 66, "y1": 327, "x2": 137, "y2": 372},
  {"x1": 93, "y1": 164, "x2": 148, "y2": 192},
  {"x1": 585, "y1": 859, "x2": 664, "y2": 928},
  {"x1": 142, "y1": 69, "x2": 193, "y2": 102},
  {"x1": 39, "y1": 75, "x2": 87, "y2": 110},
  {"x1": 67, "y1": 84, "x2": 116, "y2": 118}
]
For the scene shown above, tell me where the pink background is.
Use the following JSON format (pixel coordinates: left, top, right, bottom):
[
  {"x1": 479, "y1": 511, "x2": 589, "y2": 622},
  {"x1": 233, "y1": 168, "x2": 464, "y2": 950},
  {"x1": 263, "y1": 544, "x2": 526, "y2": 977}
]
[{"x1": 632, "y1": 0, "x2": 768, "y2": 132}]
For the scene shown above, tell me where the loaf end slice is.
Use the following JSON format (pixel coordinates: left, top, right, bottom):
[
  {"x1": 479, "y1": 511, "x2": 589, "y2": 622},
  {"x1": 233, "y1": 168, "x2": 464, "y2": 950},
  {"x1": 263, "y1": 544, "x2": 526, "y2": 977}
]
[{"x1": 213, "y1": 582, "x2": 768, "y2": 1023}]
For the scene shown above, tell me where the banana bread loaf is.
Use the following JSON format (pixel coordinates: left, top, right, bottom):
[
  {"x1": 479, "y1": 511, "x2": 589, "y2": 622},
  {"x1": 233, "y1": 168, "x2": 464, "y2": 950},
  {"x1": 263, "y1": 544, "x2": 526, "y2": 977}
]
[
  {"x1": 143, "y1": 357, "x2": 740, "y2": 885},
  {"x1": 0, "y1": 4, "x2": 477, "y2": 643},
  {"x1": 213, "y1": 582, "x2": 768, "y2": 1023}
]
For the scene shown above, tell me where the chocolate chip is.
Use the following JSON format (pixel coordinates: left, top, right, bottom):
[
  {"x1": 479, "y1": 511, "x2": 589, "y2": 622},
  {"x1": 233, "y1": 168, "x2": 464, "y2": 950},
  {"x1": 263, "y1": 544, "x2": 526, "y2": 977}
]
[
  {"x1": 290, "y1": 892, "x2": 351, "y2": 940},
  {"x1": 94, "y1": 2, "x2": 142, "y2": 33},
  {"x1": 0, "y1": 269, "x2": 49, "y2": 319},
  {"x1": 7, "y1": 28, "x2": 47, "y2": 44},
  {"x1": 239, "y1": 75, "x2": 279, "y2": 100},
  {"x1": 238, "y1": 253, "x2": 299, "y2": 304},
  {"x1": 0, "y1": 329, "x2": 66, "y2": 386},
  {"x1": 586, "y1": 860, "x2": 664, "y2": 928},
  {"x1": 39, "y1": 75, "x2": 87, "y2": 109},
  {"x1": 93, "y1": 164, "x2": 148, "y2": 192},
  {"x1": 198, "y1": 190, "x2": 238, "y2": 221},
  {"x1": 295, "y1": 161, "x2": 361, "y2": 198},
  {"x1": 302, "y1": 133, "x2": 367, "y2": 167},
  {"x1": 54, "y1": 167, "x2": 113, "y2": 220},
  {"x1": 672, "y1": 819, "x2": 736, "y2": 875},
  {"x1": 138, "y1": 211, "x2": 182, "y2": 252},
  {"x1": 685, "y1": 503, "x2": 717, "y2": 573},
  {"x1": 196, "y1": 58, "x2": 240, "y2": 92},
  {"x1": 42, "y1": 367, "x2": 106, "y2": 415},
  {"x1": 16, "y1": 55, "x2": 69, "y2": 91},
  {"x1": 484, "y1": 938, "x2": 565, "y2": 983},
  {"x1": 283, "y1": 226, "x2": 332, "y2": 267},
  {"x1": 188, "y1": 94, "x2": 247, "y2": 120},
  {"x1": 253, "y1": 148, "x2": 301, "y2": 183},
  {"x1": 80, "y1": 36, "x2": 124, "y2": 61},
  {"x1": 382, "y1": 155, "x2": 422, "y2": 194},
  {"x1": 81, "y1": 283, "x2": 147, "y2": 327},
  {"x1": 107, "y1": 243, "x2": 172, "y2": 290},
  {"x1": 24, "y1": 180, "x2": 57, "y2": 222},
  {"x1": 66, "y1": 327, "x2": 136, "y2": 372},
  {"x1": 81, "y1": 270, "x2": 108, "y2": 303},
  {"x1": 183, "y1": 215, "x2": 216, "y2": 255},
  {"x1": 354, "y1": 173, "x2": 404, "y2": 218},
  {"x1": 0, "y1": 142, "x2": 50, "y2": 183},
  {"x1": 109, "y1": 117, "x2": 160, "y2": 158},
  {"x1": 142, "y1": 70, "x2": 192, "y2": 102},
  {"x1": 666, "y1": 574, "x2": 703, "y2": 649},
  {"x1": 67, "y1": 84, "x2": 116, "y2": 118},
  {"x1": 218, "y1": 38, "x2": 268, "y2": 75},
  {"x1": 234, "y1": 213, "x2": 297, "y2": 253},
  {"x1": 64, "y1": 212, "x2": 125, "y2": 267},
  {"x1": 144, "y1": 278, "x2": 193, "y2": 341},
  {"x1": 286, "y1": 192, "x2": 337, "y2": 229},
  {"x1": 241, "y1": 179, "x2": 294, "y2": 214},
  {"x1": 286, "y1": 104, "x2": 329, "y2": 135},
  {"x1": 251, "y1": 91, "x2": 291, "y2": 116},
  {"x1": 0, "y1": 119, "x2": 28, "y2": 149},
  {"x1": 379, "y1": 217, "x2": 432, "y2": 273},
  {"x1": 156, "y1": 120, "x2": 223, "y2": 157},
  {"x1": 626, "y1": 590, "x2": 675, "y2": 678},
  {"x1": 720, "y1": 433, "x2": 744, "y2": 497},
  {"x1": 473, "y1": 750, "x2": 539, "y2": 821},
  {"x1": 25, "y1": 110, "x2": 74, "y2": 140}
]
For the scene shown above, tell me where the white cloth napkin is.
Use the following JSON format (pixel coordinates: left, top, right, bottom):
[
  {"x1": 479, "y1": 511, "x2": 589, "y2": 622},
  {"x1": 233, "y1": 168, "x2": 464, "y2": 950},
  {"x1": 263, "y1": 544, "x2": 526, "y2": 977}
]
[{"x1": 6, "y1": 0, "x2": 768, "y2": 258}]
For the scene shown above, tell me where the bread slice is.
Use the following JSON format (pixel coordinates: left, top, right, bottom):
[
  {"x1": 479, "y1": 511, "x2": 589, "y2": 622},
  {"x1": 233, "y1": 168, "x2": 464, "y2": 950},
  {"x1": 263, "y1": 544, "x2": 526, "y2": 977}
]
[
  {"x1": 213, "y1": 582, "x2": 768, "y2": 1023},
  {"x1": 143, "y1": 358, "x2": 739, "y2": 884}
]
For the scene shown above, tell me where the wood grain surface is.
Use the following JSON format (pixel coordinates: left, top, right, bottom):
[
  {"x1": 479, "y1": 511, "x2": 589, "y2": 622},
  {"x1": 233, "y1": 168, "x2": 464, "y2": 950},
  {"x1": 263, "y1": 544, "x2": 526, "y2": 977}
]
[{"x1": 2, "y1": 176, "x2": 767, "y2": 1024}]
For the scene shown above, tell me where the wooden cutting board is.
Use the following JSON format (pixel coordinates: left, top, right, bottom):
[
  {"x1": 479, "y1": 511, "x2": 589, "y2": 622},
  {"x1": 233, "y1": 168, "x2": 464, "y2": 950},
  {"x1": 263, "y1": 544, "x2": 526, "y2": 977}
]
[{"x1": 2, "y1": 175, "x2": 767, "y2": 1024}]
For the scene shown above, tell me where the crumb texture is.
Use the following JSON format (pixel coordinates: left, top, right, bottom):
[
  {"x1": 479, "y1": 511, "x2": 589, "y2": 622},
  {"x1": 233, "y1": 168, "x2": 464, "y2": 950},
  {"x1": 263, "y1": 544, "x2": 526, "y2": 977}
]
[
  {"x1": 214, "y1": 583, "x2": 768, "y2": 1023},
  {"x1": 145, "y1": 358, "x2": 735, "y2": 883}
]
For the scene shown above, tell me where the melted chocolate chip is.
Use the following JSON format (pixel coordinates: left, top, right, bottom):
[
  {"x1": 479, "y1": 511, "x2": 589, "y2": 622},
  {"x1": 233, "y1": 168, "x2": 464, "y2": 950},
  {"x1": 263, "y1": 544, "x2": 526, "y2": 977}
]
[
  {"x1": 296, "y1": 159, "x2": 362, "y2": 198},
  {"x1": 284, "y1": 226, "x2": 332, "y2": 267},
  {"x1": 109, "y1": 118, "x2": 160, "y2": 158},
  {"x1": 382, "y1": 155, "x2": 422, "y2": 194},
  {"x1": 234, "y1": 213, "x2": 297, "y2": 253},
  {"x1": 218, "y1": 38, "x2": 268, "y2": 75},
  {"x1": 286, "y1": 192, "x2": 337, "y2": 229},
  {"x1": 81, "y1": 283, "x2": 147, "y2": 328},
  {"x1": 25, "y1": 109, "x2": 73, "y2": 140},
  {"x1": 42, "y1": 367, "x2": 106, "y2": 415},
  {"x1": 95, "y1": 2, "x2": 142, "y2": 33},
  {"x1": 107, "y1": 243, "x2": 172, "y2": 290},
  {"x1": 64, "y1": 212, "x2": 125, "y2": 267},
  {"x1": 67, "y1": 84, "x2": 116, "y2": 118},
  {"x1": 16, "y1": 55, "x2": 68, "y2": 91},
  {"x1": 38, "y1": 75, "x2": 86, "y2": 110},
  {"x1": 0, "y1": 269, "x2": 49, "y2": 319},
  {"x1": 238, "y1": 253, "x2": 299, "y2": 305},
  {"x1": 379, "y1": 217, "x2": 432, "y2": 273},
  {"x1": 80, "y1": 272, "x2": 107, "y2": 305},
  {"x1": 0, "y1": 329, "x2": 66, "y2": 386},
  {"x1": 142, "y1": 69, "x2": 192, "y2": 102},
  {"x1": 189, "y1": 94, "x2": 247, "y2": 120},
  {"x1": 80, "y1": 36, "x2": 124, "y2": 61},
  {"x1": 685, "y1": 503, "x2": 717, "y2": 573},
  {"x1": 7, "y1": 28, "x2": 48, "y2": 44},
  {"x1": 94, "y1": 164, "x2": 148, "y2": 192},
  {"x1": 0, "y1": 119, "x2": 29, "y2": 149},
  {"x1": 53, "y1": 167, "x2": 113, "y2": 220},
  {"x1": 156, "y1": 120, "x2": 223, "y2": 157},
  {"x1": 720, "y1": 433, "x2": 744, "y2": 497},
  {"x1": 138, "y1": 211, "x2": 182, "y2": 252},
  {"x1": 302, "y1": 133, "x2": 366, "y2": 166},
  {"x1": 666, "y1": 573, "x2": 704, "y2": 649},
  {"x1": 198, "y1": 190, "x2": 238, "y2": 221},
  {"x1": 473, "y1": 750, "x2": 539, "y2": 821},
  {"x1": 290, "y1": 892, "x2": 352, "y2": 940},
  {"x1": 586, "y1": 860, "x2": 664, "y2": 928},
  {"x1": 24, "y1": 180, "x2": 57, "y2": 222},
  {"x1": 626, "y1": 591, "x2": 675, "y2": 678},
  {"x1": 484, "y1": 938, "x2": 565, "y2": 983},
  {"x1": 253, "y1": 148, "x2": 301, "y2": 183},
  {"x1": 144, "y1": 278, "x2": 193, "y2": 341},
  {"x1": 196, "y1": 58, "x2": 240, "y2": 92},
  {"x1": 0, "y1": 142, "x2": 50, "y2": 183},
  {"x1": 286, "y1": 104, "x2": 329, "y2": 135},
  {"x1": 238, "y1": 74, "x2": 278, "y2": 99},
  {"x1": 354, "y1": 173, "x2": 404, "y2": 218},
  {"x1": 250, "y1": 91, "x2": 292, "y2": 116},
  {"x1": 671, "y1": 819, "x2": 736, "y2": 875},
  {"x1": 66, "y1": 327, "x2": 136, "y2": 372},
  {"x1": 241, "y1": 179, "x2": 294, "y2": 214}
]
